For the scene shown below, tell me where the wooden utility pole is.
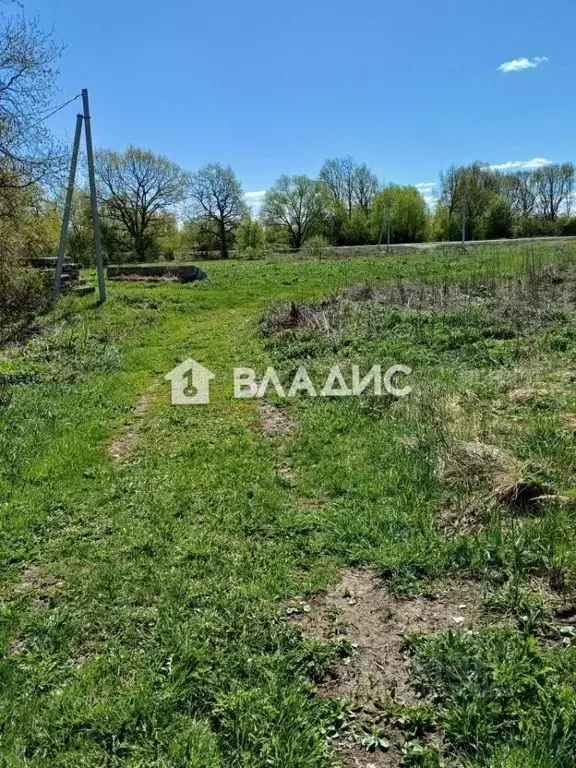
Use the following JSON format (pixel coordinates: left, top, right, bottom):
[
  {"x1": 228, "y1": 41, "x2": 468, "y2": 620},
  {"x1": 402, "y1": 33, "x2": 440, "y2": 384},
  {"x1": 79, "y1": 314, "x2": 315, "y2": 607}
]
[
  {"x1": 82, "y1": 89, "x2": 106, "y2": 303},
  {"x1": 53, "y1": 113, "x2": 83, "y2": 302}
]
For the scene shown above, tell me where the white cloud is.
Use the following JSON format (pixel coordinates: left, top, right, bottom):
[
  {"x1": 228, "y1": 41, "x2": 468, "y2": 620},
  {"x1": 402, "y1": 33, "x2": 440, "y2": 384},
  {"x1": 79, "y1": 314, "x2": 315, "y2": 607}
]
[
  {"x1": 497, "y1": 56, "x2": 548, "y2": 73},
  {"x1": 489, "y1": 157, "x2": 551, "y2": 171},
  {"x1": 244, "y1": 190, "x2": 266, "y2": 215},
  {"x1": 415, "y1": 182, "x2": 437, "y2": 207}
]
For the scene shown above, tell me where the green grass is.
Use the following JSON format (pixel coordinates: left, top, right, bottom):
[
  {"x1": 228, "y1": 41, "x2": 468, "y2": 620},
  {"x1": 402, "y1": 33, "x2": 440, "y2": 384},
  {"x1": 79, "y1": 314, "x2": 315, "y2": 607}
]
[{"x1": 1, "y1": 243, "x2": 576, "y2": 766}]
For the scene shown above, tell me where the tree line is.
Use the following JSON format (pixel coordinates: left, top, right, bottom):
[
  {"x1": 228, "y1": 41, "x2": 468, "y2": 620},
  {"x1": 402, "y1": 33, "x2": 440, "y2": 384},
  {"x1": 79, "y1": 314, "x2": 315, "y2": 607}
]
[
  {"x1": 77, "y1": 152, "x2": 573, "y2": 263},
  {"x1": 0, "y1": 3, "x2": 574, "y2": 278}
]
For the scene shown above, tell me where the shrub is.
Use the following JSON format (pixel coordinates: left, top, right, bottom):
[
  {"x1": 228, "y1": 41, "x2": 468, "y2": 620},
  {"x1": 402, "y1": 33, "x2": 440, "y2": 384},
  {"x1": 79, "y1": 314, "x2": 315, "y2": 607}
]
[
  {"x1": 484, "y1": 196, "x2": 514, "y2": 239},
  {"x1": 0, "y1": 258, "x2": 50, "y2": 327},
  {"x1": 236, "y1": 219, "x2": 267, "y2": 260},
  {"x1": 300, "y1": 235, "x2": 329, "y2": 260}
]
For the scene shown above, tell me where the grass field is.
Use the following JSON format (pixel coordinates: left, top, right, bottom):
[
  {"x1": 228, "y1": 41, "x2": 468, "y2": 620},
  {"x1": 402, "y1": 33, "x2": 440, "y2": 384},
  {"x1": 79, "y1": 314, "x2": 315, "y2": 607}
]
[{"x1": 2, "y1": 243, "x2": 576, "y2": 767}]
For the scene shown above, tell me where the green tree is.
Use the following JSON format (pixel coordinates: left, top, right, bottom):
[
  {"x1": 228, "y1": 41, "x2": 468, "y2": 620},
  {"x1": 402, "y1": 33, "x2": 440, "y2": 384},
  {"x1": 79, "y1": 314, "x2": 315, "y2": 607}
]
[
  {"x1": 94, "y1": 146, "x2": 189, "y2": 261},
  {"x1": 484, "y1": 195, "x2": 514, "y2": 239},
  {"x1": 0, "y1": 10, "x2": 65, "y2": 204},
  {"x1": 188, "y1": 163, "x2": 246, "y2": 259},
  {"x1": 149, "y1": 211, "x2": 181, "y2": 260},
  {"x1": 437, "y1": 162, "x2": 499, "y2": 240},
  {"x1": 370, "y1": 185, "x2": 429, "y2": 243},
  {"x1": 236, "y1": 218, "x2": 267, "y2": 259},
  {"x1": 262, "y1": 175, "x2": 328, "y2": 249}
]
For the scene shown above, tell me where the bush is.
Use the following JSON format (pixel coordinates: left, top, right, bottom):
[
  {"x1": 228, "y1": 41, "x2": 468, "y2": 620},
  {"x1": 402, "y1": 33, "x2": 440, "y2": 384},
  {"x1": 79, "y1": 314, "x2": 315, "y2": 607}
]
[
  {"x1": 300, "y1": 235, "x2": 329, "y2": 260},
  {"x1": 236, "y1": 219, "x2": 267, "y2": 260},
  {"x1": 560, "y1": 217, "x2": 576, "y2": 236},
  {"x1": 0, "y1": 258, "x2": 50, "y2": 327},
  {"x1": 484, "y1": 196, "x2": 514, "y2": 239}
]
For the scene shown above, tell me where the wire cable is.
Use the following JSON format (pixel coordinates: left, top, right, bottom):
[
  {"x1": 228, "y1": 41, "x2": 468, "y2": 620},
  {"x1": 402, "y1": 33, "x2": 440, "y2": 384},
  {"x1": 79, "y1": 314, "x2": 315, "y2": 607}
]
[
  {"x1": 1, "y1": 92, "x2": 83, "y2": 146},
  {"x1": 28, "y1": 92, "x2": 83, "y2": 129}
]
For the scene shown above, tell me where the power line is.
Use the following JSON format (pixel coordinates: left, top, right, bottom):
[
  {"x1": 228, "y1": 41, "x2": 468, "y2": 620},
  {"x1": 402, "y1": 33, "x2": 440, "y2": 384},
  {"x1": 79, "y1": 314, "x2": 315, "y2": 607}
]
[
  {"x1": 33, "y1": 93, "x2": 83, "y2": 116},
  {"x1": 28, "y1": 92, "x2": 83, "y2": 130},
  {"x1": 2, "y1": 92, "x2": 83, "y2": 146}
]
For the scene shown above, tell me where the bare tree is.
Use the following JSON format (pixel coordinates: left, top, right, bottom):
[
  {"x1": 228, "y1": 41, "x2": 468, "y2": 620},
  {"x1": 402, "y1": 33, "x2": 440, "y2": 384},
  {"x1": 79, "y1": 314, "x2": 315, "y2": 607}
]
[
  {"x1": 499, "y1": 171, "x2": 537, "y2": 219},
  {"x1": 534, "y1": 163, "x2": 575, "y2": 220},
  {"x1": 319, "y1": 156, "x2": 357, "y2": 218},
  {"x1": 94, "y1": 146, "x2": 189, "y2": 260},
  {"x1": 0, "y1": 10, "x2": 65, "y2": 213},
  {"x1": 262, "y1": 175, "x2": 328, "y2": 249},
  {"x1": 353, "y1": 163, "x2": 379, "y2": 212},
  {"x1": 187, "y1": 163, "x2": 246, "y2": 259},
  {"x1": 438, "y1": 164, "x2": 461, "y2": 220}
]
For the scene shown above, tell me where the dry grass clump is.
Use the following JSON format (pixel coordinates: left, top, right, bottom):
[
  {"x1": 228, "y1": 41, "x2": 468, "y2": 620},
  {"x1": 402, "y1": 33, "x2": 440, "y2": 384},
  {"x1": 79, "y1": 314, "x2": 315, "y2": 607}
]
[
  {"x1": 442, "y1": 439, "x2": 556, "y2": 516},
  {"x1": 262, "y1": 264, "x2": 576, "y2": 338},
  {"x1": 260, "y1": 298, "x2": 350, "y2": 336}
]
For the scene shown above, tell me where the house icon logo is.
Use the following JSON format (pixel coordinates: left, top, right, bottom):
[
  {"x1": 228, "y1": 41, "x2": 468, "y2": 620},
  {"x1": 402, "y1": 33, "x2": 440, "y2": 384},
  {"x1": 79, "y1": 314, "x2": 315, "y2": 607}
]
[{"x1": 165, "y1": 358, "x2": 215, "y2": 405}]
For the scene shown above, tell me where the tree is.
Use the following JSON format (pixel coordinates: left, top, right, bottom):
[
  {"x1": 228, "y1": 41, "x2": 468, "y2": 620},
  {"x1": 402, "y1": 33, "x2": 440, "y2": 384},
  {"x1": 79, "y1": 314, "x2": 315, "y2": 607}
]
[
  {"x1": 484, "y1": 195, "x2": 514, "y2": 239},
  {"x1": 319, "y1": 156, "x2": 355, "y2": 217},
  {"x1": 0, "y1": 10, "x2": 65, "y2": 206},
  {"x1": 187, "y1": 163, "x2": 246, "y2": 259},
  {"x1": 319, "y1": 157, "x2": 379, "y2": 218},
  {"x1": 370, "y1": 185, "x2": 429, "y2": 243},
  {"x1": 0, "y1": 183, "x2": 60, "y2": 258},
  {"x1": 499, "y1": 171, "x2": 537, "y2": 219},
  {"x1": 262, "y1": 175, "x2": 328, "y2": 249},
  {"x1": 437, "y1": 163, "x2": 500, "y2": 240},
  {"x1": 236, "y1": 218, "x2": 267, "y2": 259},
  {"x1": 94, "y1": 146, "x2": 188, "y2": 260},
  {"x1": 353, "y1": 163, "x2": 379, "y2": 212},
  {"x1": 534, "y1": 163, "x2": 575, "y2": 221}
]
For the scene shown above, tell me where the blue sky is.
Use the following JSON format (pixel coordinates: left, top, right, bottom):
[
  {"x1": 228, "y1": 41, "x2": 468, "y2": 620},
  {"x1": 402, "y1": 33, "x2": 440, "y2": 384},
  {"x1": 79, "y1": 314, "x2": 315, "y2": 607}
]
[{"x1": 24, "y1": 0, "x2": 575, "y2": 208}]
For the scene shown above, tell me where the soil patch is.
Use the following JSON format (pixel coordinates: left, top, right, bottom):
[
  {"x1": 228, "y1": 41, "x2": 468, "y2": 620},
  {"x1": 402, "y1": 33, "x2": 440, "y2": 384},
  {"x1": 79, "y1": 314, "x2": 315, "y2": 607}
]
[
  {"x1": 13, "y1": 563, "x2": 65, "y2": 613},
  {"x1": 108, "y1": 387, "x2": 157, "y2": 465},
  {"x1": 260, "y1": 403, "x2": 299, "y2": 437},
  {"x1": 292, "y1": 570, "x2": 485, "y2": 767},
  {"x1": 296, "y1": 570, "x2": 482, "y2": 704}
]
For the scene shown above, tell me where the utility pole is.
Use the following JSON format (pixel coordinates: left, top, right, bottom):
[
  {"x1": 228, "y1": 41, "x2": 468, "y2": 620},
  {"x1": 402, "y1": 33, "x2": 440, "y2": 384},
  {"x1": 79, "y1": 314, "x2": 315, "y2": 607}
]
[
  {"x1": 378, "y1": 203, "x2": 393, "y2": 253},
  {"x1": 461, "y1": 188, "x2": 467, "y2": 247},
  {"x1": 53, "y1": 113, "x2": 83, "y2": 302},
  {"x1": 82, "y1": 88, "x2": 106, "y2": 303},
  {"x1": 378, "y1": 218, "x2": 386, "y2": 247}
]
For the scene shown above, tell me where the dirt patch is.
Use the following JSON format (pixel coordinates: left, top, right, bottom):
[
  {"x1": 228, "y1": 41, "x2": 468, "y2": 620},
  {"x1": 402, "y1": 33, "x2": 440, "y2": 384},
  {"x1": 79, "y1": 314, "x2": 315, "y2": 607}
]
[
  {"x1": 13, "y1": 563, "x2": 65, "y2": 613},
  {"x1": 507, "y1": 388, "x2": 538, "y2": 405},
  {"x1": 260, "y1": 403, "x2": 298, "y2": 437},
  {"x1": 111, "y1": 274, "x2": 178, "y2": 283},
  {"x1": 292, "y1": 570, "x2": 484, "y2": 766},
  {"x1": 335, "y1": 746, "x2": 400, "y2": 768},
  {"x1": 108, "y1": 387, "x2": 157, "y2": 465},
  {"x1": 296, "y1": 570, "x2": 482, "y2": 704},
  {"x1": 562, "y1": 413, "x2": 576, "y2": 431},
  {"x1": 107, "y1": 265, "x2": 206, "y2": 283}
]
